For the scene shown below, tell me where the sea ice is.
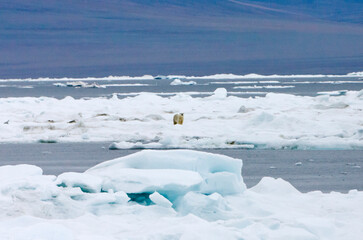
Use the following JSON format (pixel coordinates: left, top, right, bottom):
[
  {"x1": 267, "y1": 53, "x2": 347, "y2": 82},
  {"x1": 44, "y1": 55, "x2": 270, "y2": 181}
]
[
  {"x1": 0, "y1": 88, "x2": 362, "y2": 150},
  {"x1": 85, "y1": 150, "x2": 245, "y2": 198},
  {"x1": 149, "y1": 191, "x2": 173, "y2": 208},
  {"x1": 170, "y1": 79, "x2": 197, "y2": 85},
  {"x1": 0, "y1": 150, "x2": 362, "y2": 239}
]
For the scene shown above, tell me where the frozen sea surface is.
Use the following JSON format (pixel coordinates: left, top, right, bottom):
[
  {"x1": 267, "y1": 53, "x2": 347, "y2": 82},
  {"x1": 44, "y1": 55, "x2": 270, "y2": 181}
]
[{"x1": 1, "y1": 82, "x2": 362, "y2": 150}]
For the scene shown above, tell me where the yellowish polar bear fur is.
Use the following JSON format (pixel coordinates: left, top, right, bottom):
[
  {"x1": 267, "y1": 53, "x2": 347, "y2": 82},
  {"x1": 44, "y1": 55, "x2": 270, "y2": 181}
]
[{"x1": 173, "y1": 113, "x2": 184, "y2": 125}]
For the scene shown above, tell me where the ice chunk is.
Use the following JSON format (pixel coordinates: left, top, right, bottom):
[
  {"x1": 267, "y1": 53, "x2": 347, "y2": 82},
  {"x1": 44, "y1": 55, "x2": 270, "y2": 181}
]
[
  {"x1": 56, "y1": 172, "x2": 103, "y2": 193},
  {"x1": 0, "y1": 164, "x2": 43, "y2": 181},
  {"x1": 86, "y1": 150, "x2": 245, "y2": 200},
  {"x1": 65, "y1": 81, "x2": 105, "y2": 88},
  {"x1": 150, "y1": 192, "x2": 173, "y2": 208},
  {"x1": 250, "y1": 177, "x2": 301, "y2": 195},
  {"x1": 211, "y1": 88, "x2": 227, "y2": 99},
  {"x1": 170, "y1": 79, "x2": 197, "y2": 85}
]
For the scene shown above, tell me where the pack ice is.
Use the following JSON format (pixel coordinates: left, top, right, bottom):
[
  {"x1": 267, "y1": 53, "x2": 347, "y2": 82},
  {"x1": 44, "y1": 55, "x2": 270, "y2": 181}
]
[
  {"x1": 1, "y1": 89, "x2": 362, "y2": 149},
  {"x1": 0, "y1": 150, "x2": 362, "y2": 239}
]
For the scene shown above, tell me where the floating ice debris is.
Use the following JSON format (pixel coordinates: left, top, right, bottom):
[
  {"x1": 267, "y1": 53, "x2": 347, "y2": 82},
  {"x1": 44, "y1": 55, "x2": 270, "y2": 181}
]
[
  {"x1": 155, "y1": 75, "x2": 183, "y2": 80},
  {"x1": 54, "y1": 82, "x2": 66, "y2": 87},
  {"x1": 317, "y1": 90, "x2": 348, "y2": 96},
  {"x1": 64, "y1": 81, "x2": 105, "y2": 88},
  {"x1": 54, "y1": 81, "x2": 105, "y2": 88},
  {"x1": 154, "y1": 75, "x2": 169, "y2": 80},
  {"x1": 233, "y1": 85, "x2": 295, "y2": 89},
  {"x1": 212, "y1": 88, "x2": 227, "y2": 99},
  {"x1": 295, "y1": 162, "x2": 302, "y2": 166},
  {"x1": 346, "y1": 163, "x2": 357, "y2": 166},
  {"x1": 209, "y1": 81, "x2": 259, "y2": 85},
  {"x1": 346, "y1": 163, "x2": 362, "y2": 168},
  {"x1": 170, "y1": 79, "x2": 197, "y2": 85}
]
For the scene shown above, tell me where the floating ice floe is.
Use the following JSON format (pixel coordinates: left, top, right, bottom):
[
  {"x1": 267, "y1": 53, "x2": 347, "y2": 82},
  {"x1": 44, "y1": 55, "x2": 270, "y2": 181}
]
[
  {"x1": 170, "y1": 79, "x2": 197, "y2": 85},
  {"x1": 0, "y1": 71, "x2": 362, "y2": 83},
  {"x1": 0, "y1": 75, "x2": 154, "y2": 82},
  {"x1": 317, "y1": 90, "x2": 348, "y2": 96},
  {"x1": 1, "y1": 88, "x2": 363, "y2": 149},
  {"x1": 54, "y1": 81, "x2": 105, "y2": 88},
  {"x1": 0, "y1": 150, "x2": 362, "y2": 239},
  {"x1": 233, "y1": 85, "x2": 295, "y2": 89}
]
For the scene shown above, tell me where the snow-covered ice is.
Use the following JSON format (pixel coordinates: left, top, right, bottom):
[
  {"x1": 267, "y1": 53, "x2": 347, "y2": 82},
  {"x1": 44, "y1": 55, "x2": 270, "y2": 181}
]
[
  {"x1": 0, "y1": 150, "x2": 362, "y2": 240},
  {"x1": 170, "y1": 79, "x2": 197, "y2": 85},
  {"x1": 0, "y1": 72, "x2": 362, "y2": 83},
  {"x1": 1, "y1": 88, "x2": 362, "y2": 149},
  {"x1": 54, "y1": 82, "x2": 150, "y2": 88}
]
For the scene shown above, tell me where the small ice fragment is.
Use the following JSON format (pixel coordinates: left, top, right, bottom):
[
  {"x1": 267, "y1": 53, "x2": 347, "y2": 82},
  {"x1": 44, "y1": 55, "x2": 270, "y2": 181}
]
[
  {"x1": 295, "y1": 162, "x2": 302, "y2": 166},
  {"x1": 308, "y1": 159, "x2": 314, "y2": 162},
  {"x1": 213, "y1": 88, "x2": 227, "y2": 99},
  {"x1": 269, "y1": 166, "x2": 277, "y2": 169},
  {"x1": 149, "y1": 192, "x2": 173, "y2": 208},
  {"x1": 170, "y1": 79, "x2": 196, "y2": 86},
  {"x1": 346, "y1": 163, "x2": 356, "y2": 166}
]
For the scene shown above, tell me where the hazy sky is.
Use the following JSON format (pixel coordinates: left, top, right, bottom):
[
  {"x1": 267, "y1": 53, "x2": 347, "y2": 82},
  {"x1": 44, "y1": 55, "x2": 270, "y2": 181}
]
[{"x1": 1, "y1": 0, "x2": 362, "y2": 77}]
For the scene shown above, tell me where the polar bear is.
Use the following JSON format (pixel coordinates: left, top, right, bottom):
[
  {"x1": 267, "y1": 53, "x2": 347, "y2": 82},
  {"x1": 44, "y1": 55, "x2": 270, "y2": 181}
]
[{"x1": 173, "y1": 113, "x2": 184, "y2": 125}]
